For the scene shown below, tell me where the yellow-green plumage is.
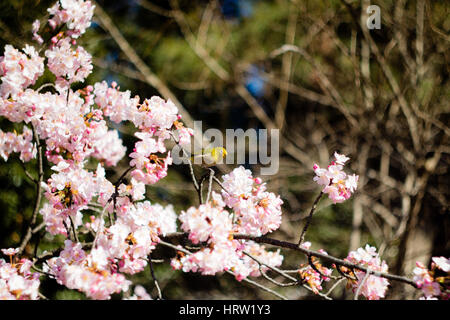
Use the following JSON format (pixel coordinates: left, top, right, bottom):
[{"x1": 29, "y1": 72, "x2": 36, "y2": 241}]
[{"x1": 190, "y1": 147, "x2": 227, "y2": 168}]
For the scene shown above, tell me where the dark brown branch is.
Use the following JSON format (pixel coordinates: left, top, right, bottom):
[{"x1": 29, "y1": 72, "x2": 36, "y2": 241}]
[
  {"x1": 161, "y1": 232, "x2": 418, "y2": 288},
  {"x1": 148, "y1": 252, "x2": 163, "y2": 300},
  {"x1": 233, "y1": 233, "x2": 418, "y2": 288},
  {"x1": 298, "y1": 191, "x2": 324, "y2": 245}
]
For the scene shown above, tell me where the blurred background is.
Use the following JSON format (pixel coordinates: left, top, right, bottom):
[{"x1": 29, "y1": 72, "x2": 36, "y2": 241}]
[{"x1": 0, "y1": 0, "x2": 448, "y2": 299}]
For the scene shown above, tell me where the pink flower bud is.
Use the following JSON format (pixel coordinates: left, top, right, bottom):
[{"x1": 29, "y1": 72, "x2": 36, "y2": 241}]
[{"x1": 49, "y1": 19, "x2": 56, "y2": 30}]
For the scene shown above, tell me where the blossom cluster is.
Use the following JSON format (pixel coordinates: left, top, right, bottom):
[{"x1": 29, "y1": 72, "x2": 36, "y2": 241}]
[
  {"x1": 344, "y1": 245, "x2": 390, "y2": 300},
  {"x1": 47, "y1": 0, "x2": 95, "y2": 38},
  {"x1": 93, "y1": 82, "x2": 192, "y2": 184},
  {"x1": 0, "y1": 44, "x2": 44, "y2": 99},
  {"x1": 45, "y1": 37, "x2": 93, "y2": 89},
  {"x1": 0, "y1": 249, "x2": 40, "y2": 300},
  {"x1": 0, "y1": 126, "x2": 36, "y2": 162},
  {"x1": 172, "y1": 166, "x2": 283, "y2": 280},
  {"x1": 298, "y1": 242, "x2": 332, "y2": 294},
  {"x1": 313, "y1": 152, "x2": 358, "y2": 203},
  {"x1": 44, "y1": 197, "x2": 178, "y2": 299},
  {"x1": 221, "y1": 166, "x2": 283, "y2": 236},
  {"x1": 0, "y1": 0, "x2": 192, "y2": 299},
  {"x1": 44, "y1": 240, "x2": 131, "y2": 300},
  {"x1": 413, "y1": 256, "x2": 450, "y2": 300},
  {"x1": 171, "y1": 239, "x2": 283, "y2": 282},
  {"x1": 1, "y1": 87, "x2": 128, "y2": 166},
  {"x1": 40, "y1": 163, "x2": 114, "y2": 235}
]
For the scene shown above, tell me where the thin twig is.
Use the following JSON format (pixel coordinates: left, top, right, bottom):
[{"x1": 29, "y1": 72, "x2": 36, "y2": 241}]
[
  {"x1": 38, "y1": 292, "x2": 49, "y2": 300},
  {"x1": 36, "y1": 83, "x2": 57, "y2": 93},
  {"x1": 206, "y1": 168, "x2": 214, "y2": 203},
  {"x1": 148, "y1": 253, "x2": 163, "y2": 300},
  {"x1": 227, "y1": 270, "x2": 289, "y2": 300},
  {"x1": 325, "y1": 277, "x2": 346, "y2": 297},
  {"x1": 354, "y1": 270, "x2": 371, "y2": 300},
  {"x1": 20, "y1": 162, "x2": 38, "y2": 184},
  {"x1": 298, "y1": 191, "x2": 324, "y2": 245},
  {"x1": 199, "y1": 174, "x2": 207, "y2": 204},
  {"x1": 68, "y1": 215, "x2": 79, "y2": 243},
  {"x1": 169, "y1": 132, "x2": 202, "y2": 202},
  {"x1": 212, "y1": 176, "x2": 230, "y2": 194},
  {"x1": 259, "y1": 268, "x2": 299, "y2": 287},
  {"x1": 243, "y1": 251, "x2": 297, "y2": 282}
]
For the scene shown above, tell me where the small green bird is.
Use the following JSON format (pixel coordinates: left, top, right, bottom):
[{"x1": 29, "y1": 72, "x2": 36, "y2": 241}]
[{"x1": 190, "y1": 147, "x2": 228, "y2": 168}]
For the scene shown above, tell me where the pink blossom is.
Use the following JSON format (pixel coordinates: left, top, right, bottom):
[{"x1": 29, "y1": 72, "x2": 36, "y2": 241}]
[
  {"x1": 135, "y1": 96, "x2": 179, "y2": 131},
  {"x1": 47, "y1": 0, "x2": 95, "y2": 38},
  {"x1": 39, "y1": 203, "x2": 70, "y2": 236},
  {"x1": 432, "y1": 256, "x2": 450, "y2": 273},
  {"x1": 90, "y1": 129, "x2": 127, "y2": 166},
  {"x1": 174, "y1": 121, "x2": 194, "y2": 145},
  {"x1": 130, "y1": 152, "x2": 172, "y2": 185},
  {"x1": 298, "y1": 249, "x2": 332, "y2": 294},
  {"x1": 300, "y1": 241, "x2": 311, "y2": 250},
  {"x1": 421, "y1": 281, "x2": 441, "y2": 298},
  {"x1": 300, "y1": 265, "x2": 326, "y2": 294},
  {"x1": 129, "y1": 132, "x2": 172, "y2": 185},
  {"x1": 413, "y1": 261, "x2": 433, "y2": 288},
  {"x1": 240, "y1": 242, "x2": 283, "y2": 278},
  {"x1": 174, "y1": 174, "x2": 283, "y2": 281},
  {"x1": 179, "y1": 203, "x2": 233, "y2": 244},
  {"x1": 345, "y1": 245, "x2": 390, "y2": 300},
  {"x1": 313, "y1": 152, "x2": 358, "y2": 204},
  {"x1": 334, "y1": 152, "x2": 350, "y2": 165},
  {"x1": 221, "y1": 166, "x2": 254, "y2": 199},
  {"x1": 220, "y1": 166, "x2": 283, "y2": 236},
  {"x1": 93, "y1": 81, "x2": 139, "y2": 123},
  {"x1": 345, "y1": 174, "x2": 359, "y2": 193},
  {"x1": 0, "y1": 127, "x2": 36, "y2": 162},
  {"x1": 174, "y1": 242, "x2": 238, "y2": 276},
  {"x1": 0, "y1": 258, "x2": 40, "y2": 299},
  {"x1": 125, "y1": 285, "x2": 152, "y2": 300},
  {"x1": 0, "y1": 45, "x2": 44, "y2": 98},
  {"x1": 413, "y1": 258, "x2": 449, "y2": 299},
  {"x1": 1, "y1": 248, "x2": 19, "y2": 256},
  {"x1": 31, "y1": 20, "x2": 44, "y2": 44},
  {"x1": 312, "y1": 165, "x2": 330, "y2": 186},
  {"x1": 45, "y1": 38, "x2": 92, "y2": 87},
  {"x1": 45, "y1": 240, "x2": 131, "y2": 299}
]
